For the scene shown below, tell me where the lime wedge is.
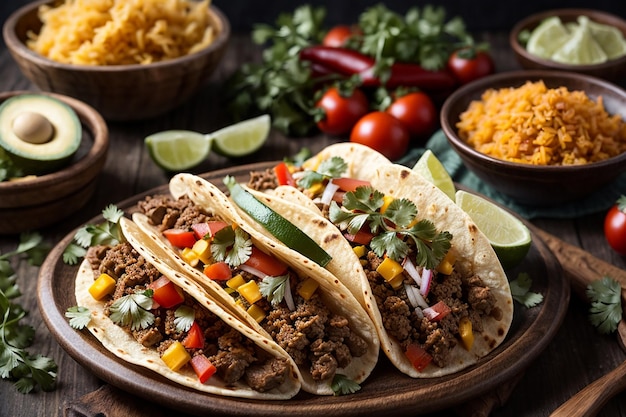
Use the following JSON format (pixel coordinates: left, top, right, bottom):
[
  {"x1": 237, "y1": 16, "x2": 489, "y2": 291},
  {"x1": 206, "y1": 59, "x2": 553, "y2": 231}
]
[
  {"x1": 209, "y1": 114, "x2": 271, "y2": 158},
  {"x1": 551, "y1": 16, "x2": 607, "y2": 64},
  {"x1": 526, "y1": 16, "x2": 571, "y2": 59},
  {"x1": 224, "y1": 177, "x2": 332, "y2": 267},
  {"x1": 412, "y1": 149, "x2": 456, "y2": 200},
  {"x1": 455, "y1": 190, "x2": 532, "y2": 269},
  {"x1": 585, "y1": 16, "x2": 626, "y2": 59},
  {"x1": 145, "y1": 130, "x2": 210, "y2": 172}
]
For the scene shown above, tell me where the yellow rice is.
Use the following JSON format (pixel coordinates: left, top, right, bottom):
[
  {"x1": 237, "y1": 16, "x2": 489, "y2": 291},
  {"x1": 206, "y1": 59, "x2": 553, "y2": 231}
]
[
  {"x1": 456, "y1": 80, "x2": 626, "y2": 165},
  {"x1": 27, "y1": 0, "x2": 215, "y2": 65}
]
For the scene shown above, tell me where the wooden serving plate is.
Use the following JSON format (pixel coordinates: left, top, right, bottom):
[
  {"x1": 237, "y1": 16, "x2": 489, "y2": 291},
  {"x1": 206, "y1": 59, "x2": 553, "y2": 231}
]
[
  {"x1": 37, "y1": 162, "x2": 569, "y2": 416},
  {"x1": 0, "y1": 90, "x2": 108, "y2": 234}
]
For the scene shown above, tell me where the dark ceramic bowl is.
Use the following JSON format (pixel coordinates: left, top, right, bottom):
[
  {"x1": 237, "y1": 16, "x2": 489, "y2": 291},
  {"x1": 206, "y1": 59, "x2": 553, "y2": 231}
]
[
  {"x1": 3, "y1": 0, "x2": 230, "y2": 121},
  {"x1": 440, "y1": 70, "x2": 626, "y2": 206},
  {"x1": 510, "y1": 9, "x2": 626, "y2": 82}
]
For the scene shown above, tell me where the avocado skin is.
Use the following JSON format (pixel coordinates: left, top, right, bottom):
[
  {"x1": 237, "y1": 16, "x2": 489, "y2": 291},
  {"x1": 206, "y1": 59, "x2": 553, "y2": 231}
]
[{"x1": 0, "y1": 94, "x2": 82, "y2": 176}]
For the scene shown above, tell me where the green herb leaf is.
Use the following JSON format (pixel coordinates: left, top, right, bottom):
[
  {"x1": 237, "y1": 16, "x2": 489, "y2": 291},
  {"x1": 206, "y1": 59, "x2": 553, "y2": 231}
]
[
  {"x1": 65, "y1": 306, "x2": 92, "y2": 330},
  {"x1": 297, "y1": 156, "x2": 348, "y2": 189},
  {"x1": 210, "y1": 226, "x2": 252, "y2": 267},
  {"x1": 174, "y1": 305, "x2": 195, "y2": 333},
  {"x1": 509, "y1": 272, "x2": 544, "y2": 308},
  {"x1": 331, "y1": 374, "x2": 361, "y2": 396},
  {"x1": 109, "y1": 291, "x2": 155, "y2": 331},
  {"x1": 259, "y1": 275, "x2": 289, "y2": 305},
  {"x1": 587, "y1": 276, "x2": 622, "y2": 334}
]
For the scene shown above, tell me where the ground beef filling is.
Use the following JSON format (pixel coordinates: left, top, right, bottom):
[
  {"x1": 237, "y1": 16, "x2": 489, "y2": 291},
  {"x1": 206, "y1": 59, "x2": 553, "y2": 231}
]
[
  {"x1": 365, "y1": 250, "x2": 500, "y2": 367},
  {"x1": 87, "y1": 242, "x2": 290, "y2": 392},
  {"x1": 136, "y1": 194, "x2": 369, "y2": 382}
]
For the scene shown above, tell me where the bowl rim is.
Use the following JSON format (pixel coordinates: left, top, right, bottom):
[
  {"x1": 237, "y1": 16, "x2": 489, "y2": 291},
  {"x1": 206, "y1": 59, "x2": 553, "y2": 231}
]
[
  {"x1": 440, "y1": 69, "x2": 626, "y2": 173},
  {"x1": 0, "y1": 90, "x2": 109, "y2": 193},
  {"x1": 2, "y1": 0, "x2": 231, "y2": 72},
  {"x1": 509, "y1": 8, "x2": 626, "y2": 71}
]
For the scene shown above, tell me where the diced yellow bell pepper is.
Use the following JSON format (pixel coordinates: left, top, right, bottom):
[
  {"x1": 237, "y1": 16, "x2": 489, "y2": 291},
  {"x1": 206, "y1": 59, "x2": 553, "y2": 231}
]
[
  {"x1": 388, "y1": 273, "x2": 405, "y2": 290},
  {"x1": 436, "y1": 251, "x2": 456, "y2": 275},
  {"x1": 161, "y1": 341, "x2": 191, "y2": 371},
  {"x1": 353, "y1": 245, "x2": 367, "y2": 258},
  {"x1": 376, "y1": 257, "x2": 404, "y2": 282},
  {"x1": 88, "y1": 273, "x2": 116, "y2": 300},
  {"x1": 308, "y1": 182, "x2": 324, "y2": 196},
  {"x1": 192, "y1": 239, "x2": 211, "y2": 265},
  {"x1": 297, "y1": 277, "x2": 319, "y2": 300},
  {"x1": 227, "y1": 274, "x2": 246, "y2": 290},
  {"x1": 235, "y1": 298, "x2": 245, "y2": 308},
  {"x1": 247, "y1": 304, "x2": 266, "y2": 323},
  {"x1": 459, "y1": 317, "x2": 474, "y2": 350},
  {"x1": 380, "y1": 195, "x2": 395, "y2": 214},
  {"x1": 238, "y1": 280, "x2": 262, "y2": 305},
  {"x1": 181, "y1": 247, "x2": 200, "y2": 267}
]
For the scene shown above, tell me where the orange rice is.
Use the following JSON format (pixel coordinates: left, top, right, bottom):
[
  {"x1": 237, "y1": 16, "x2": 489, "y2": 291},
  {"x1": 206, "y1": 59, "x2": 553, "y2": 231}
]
[{"x1": 456, "y1": 80, "x2": 626, "y2": 165}]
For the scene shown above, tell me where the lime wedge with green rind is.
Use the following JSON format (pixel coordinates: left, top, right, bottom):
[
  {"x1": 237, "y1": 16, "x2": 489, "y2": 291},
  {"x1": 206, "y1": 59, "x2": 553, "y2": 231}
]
[
  {"x1": 225, "y1": 176, "x2": 332, "y2": 267},
  {"x1": 585, "y1": 16, "x2": 626, "y2": 59},
  {"x1": 551, "y1": 16, "x2": 607, "y2": 64},
  {"x1": 412, "y1": 149, "x2": 456, "y2": 200},
  {"x1": 145, "y1": 130, "x2": 210, "y2": 172},
  {"x1": 526, "y1": 16, "x2": 571, "y2": 60},
  {"x1": 209, "y1": 114, "x2": 271, "y2": 158}
]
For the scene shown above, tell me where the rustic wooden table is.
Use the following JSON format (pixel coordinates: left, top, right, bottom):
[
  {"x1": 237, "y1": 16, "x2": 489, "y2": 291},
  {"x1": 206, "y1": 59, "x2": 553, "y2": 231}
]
[{"x1": 2, "y1": 31, "x2": 626, "y2": 417}]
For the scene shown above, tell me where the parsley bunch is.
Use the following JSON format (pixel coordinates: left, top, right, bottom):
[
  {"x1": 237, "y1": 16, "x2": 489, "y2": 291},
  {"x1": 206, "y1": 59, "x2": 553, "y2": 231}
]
[{"x1": 0, "y1": 233, "x2": 57, "y2": 394}]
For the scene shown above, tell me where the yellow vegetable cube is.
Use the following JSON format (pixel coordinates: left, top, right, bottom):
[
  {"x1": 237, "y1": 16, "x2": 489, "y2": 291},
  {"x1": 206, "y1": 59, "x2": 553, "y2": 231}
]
[
  {"x1": 88, "y1": 273, "x2": 116, "y2": 300},
  {"x1": 353, "y1": 245, "x2": 367, "y2": 258},
  {"x1": 436, "y1": 251, "x2": 456, "y2": 275},
  {"x1": 247, "y1": 304, "x2": 266, "y2": 323},
  {"x1": 376, "y1": 257, "x2": 404, "y2": 282},
  {"x1": 227, "y1": 274, "x2": 246, "y2": 290},
  {"x1": 308, "y1": 182, "x2": 324, "y2": 196},
  {"x1": 192, "y1": 239, "x2": 211, "y2": 265},
  {"x1": 238, "y1": 280, "x2": 262, "y2": 305},
  {"x1": 459, "y1": 317, "x2": 474, "y2": 350},
  {"x1": 297, "y1": 277, "x2": 319, "y2": 300},
  {"x1": 161, "y1": 341, "x2": 191, "y2": 371},
  {"x1": 380, "y1": 195, "x2": 395, "y2": 214},
  {"x1": 388, "y1": 273, "x2": 405, "y2": 290},
  {"x1": 181, "y1": 247, "x2": 200, "y2": 267}
]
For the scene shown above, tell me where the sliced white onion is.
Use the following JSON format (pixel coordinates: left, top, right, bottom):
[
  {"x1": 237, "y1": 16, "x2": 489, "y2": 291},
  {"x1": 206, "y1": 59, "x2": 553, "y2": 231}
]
[
  {"x1": 404, "y1": 283, "x2": 419, "y2": 308},
  {"x1": 415, "y1": 306, "x2": 424, "y2": 319},
  {"x1": 284, "y1": 278, "x2": 296, "y2": 311},
  {"x1": 320, "y1": 179, "x2": 340, "y2": 206},
  {"x1": 239, "y1": 264, "x2": 267, "y2": 280},
  {"x1": 420, "y1": 268, "x2": 433, "y2": 296},
  {"x1": 405, "y1": 283, "x2": 429, "y2": 309},
  {"x1": 402, "y1": 257, "x2": 422, "y2": 286}
]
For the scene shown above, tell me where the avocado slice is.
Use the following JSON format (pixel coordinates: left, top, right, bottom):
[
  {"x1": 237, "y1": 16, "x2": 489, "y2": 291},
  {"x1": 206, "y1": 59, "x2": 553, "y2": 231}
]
[{"x1": 0, "y1": 94, "x2": 81, "y2": 176}]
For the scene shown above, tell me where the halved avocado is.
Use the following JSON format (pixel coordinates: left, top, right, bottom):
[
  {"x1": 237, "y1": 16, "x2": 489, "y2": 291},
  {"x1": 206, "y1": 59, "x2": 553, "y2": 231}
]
[{"x1": 0, "y1": 94, "x2": 81, "y2": 175}]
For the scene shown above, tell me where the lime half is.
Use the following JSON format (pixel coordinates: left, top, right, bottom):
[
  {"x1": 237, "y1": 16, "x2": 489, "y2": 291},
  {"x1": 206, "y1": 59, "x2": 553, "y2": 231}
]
[
  {"x1": 209, "y1": 114, "x2": 271, "y2": 158},
  {"x1": 145, "y1": 130, "x2": 210, "y2": 172},
  {"x1": 551, "y1": 16, "x2": 607, "y2": 64},
  {"x1": 526, "y1": 16, "x2": 571, "y2": 59},
  {"x1": 412, "y1": 149, "x2": 456, "y2": 200},
  {"x1": 455, "y1": 190, "x2": 532, "y2": 269},
  {"x1": 585, "y1": 16, "x2": 626, "y2": 59}
]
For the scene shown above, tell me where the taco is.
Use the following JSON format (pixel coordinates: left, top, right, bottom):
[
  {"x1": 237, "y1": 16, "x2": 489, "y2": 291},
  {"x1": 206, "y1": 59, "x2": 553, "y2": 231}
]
[
  {"x1": 239, "y1": 144, "x2": 514, "y2": 378},
  {"x1": 128, "y1": 174, "x2": 379, "y2": 395},
  {"x1": 74, "y1": 217, "x2": 302, "y2": 399}
]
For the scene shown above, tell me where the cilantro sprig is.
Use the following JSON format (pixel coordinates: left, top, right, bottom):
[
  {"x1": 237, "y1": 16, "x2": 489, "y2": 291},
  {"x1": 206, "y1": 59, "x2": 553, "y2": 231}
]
[
  {"x1": 259, "y1": 275, "x2": 290, "y2": 305},
  {"x1": 210, "y1": 226, "x2": 252, "y2": 267},
  {"x1": 63, "y1": 205, "x2": 125, "y2": 265},
  {"x1": 108, "y1": 290, "x2": 155, "y2": 331},
  {"x1": 297, "y1": 156, "x2": 348, "y2": 189},
  {"x1": 329, "y1": 186, "x2": 452, "y2": 270},
  {"x1": 1, "y1": 233, "x2": 57, "y2": 394},
  {"x1": 331, "y1": 374, "x2": 361, "y2": 396},
  {"x1": 509, "y1": 272, "x2": 543, "y2": 308},
  {"x1": 587, "y1": 276, "x2": 622, "y2": 335}
]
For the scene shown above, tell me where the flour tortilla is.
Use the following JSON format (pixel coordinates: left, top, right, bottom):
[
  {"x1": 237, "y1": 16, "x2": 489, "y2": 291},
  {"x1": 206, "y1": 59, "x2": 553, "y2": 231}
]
[
  {"x1": 74, "y1": 218, "x2": 301, "y2": 399},
  {"x1": 129, "y1": 173, "x2": 380, "y2": 395},
  {"x1": 248, "y1": 144, "x2": 514, "y2": 378}
]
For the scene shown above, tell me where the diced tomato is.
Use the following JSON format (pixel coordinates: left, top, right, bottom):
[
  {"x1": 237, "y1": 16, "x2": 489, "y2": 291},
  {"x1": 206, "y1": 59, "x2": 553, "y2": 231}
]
[
  {"x1": 192, "y1": 221, "x2": 228, "y2": 240},
  {"x1": 244, "y1": 247, "x2": 289, "y2": 277},
  {"x1": 203, "y1": 261, "x2": 232, "y2": 281},
  {"x1": 332, "y1": 177, "x2": 370, "y2": 192},
  {"x1": 332, "y1": 190, "x2": 346, "y2": 204},
  {"x1": 422, "y1": 301, "x2": 451, "y2": 321},
  {"x1": 273, "y1": 162, "x2": 296, "y2": 187},
  {"x1": 162, "y1": 229, "x2": 197, "y2": 249},
  {"x1": 149, "y1": 276, "x2": 185, "y2": 308},
  {"x1": 405, "y1": 343, "x2": 432, "y2": 372},
  {"x1": 190, "y1": 354, "x2": 217, "y2": 383},
  {"x1": 182, "y1": 322, "x2": 205, "y2": 349},
  {"x1": 344, "y1": 228, "x2": 373, "y2": 245}
]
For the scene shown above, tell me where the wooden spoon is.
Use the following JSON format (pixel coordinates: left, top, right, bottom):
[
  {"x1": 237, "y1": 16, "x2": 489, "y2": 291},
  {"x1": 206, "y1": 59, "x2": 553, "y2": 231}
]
[{"x1": 530, "y1": 227, "x2": 626, "y2": 417}]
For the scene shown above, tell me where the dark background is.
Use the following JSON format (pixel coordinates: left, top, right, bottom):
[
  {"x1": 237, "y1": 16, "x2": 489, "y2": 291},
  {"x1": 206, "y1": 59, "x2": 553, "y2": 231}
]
[{"x1": 2, "y1": 0, "x2": 626, "y2": 35}]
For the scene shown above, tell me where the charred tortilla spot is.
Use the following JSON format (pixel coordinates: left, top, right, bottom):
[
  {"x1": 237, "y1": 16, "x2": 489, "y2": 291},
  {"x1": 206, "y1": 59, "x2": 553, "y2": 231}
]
[
  {"x1": 498, "y1": 326, "x2": 505, "y2": 336},
  {"x1": 468, "y1": 224, "x2": 479, "y2": 234},
  {"x1": 400, "y1": 169, "x2": 410, "y2": 179},
  {"x1": 323, "y1": 233, "x2": 340, "y2": 244}
]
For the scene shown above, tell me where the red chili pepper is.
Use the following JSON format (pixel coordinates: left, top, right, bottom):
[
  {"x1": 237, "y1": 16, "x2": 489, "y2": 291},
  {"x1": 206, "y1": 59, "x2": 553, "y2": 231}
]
[{"x1": 300, "y1": 46, "x2": 456, "y2": 90}]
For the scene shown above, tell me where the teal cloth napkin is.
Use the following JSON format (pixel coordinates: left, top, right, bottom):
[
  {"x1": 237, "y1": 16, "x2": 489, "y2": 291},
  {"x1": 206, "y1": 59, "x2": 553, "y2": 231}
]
[{"x1": 396, "y1": 130, "x2": 626, "y2": 220}]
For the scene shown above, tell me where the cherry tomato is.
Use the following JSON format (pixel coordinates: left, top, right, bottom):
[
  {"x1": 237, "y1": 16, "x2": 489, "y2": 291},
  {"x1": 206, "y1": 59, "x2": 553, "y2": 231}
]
[
  {"x1": 315, "y1": 87, "x2": 369, "y2": 136},
  {"x1": 604, "y1": 196, "x2": 626, "y2": 255},
  {"x1": 386, "y1": 92, "x2": 437, "y2": 140},
  {"x1": 447, "y1": 48, "x2": 495, "y2": 85},
  {"x1": 349, "y1": 111, "x2": 410, "y2": 160},
  {"x1": 322, "y1": 25, "x2": 360, "y2": 47}
]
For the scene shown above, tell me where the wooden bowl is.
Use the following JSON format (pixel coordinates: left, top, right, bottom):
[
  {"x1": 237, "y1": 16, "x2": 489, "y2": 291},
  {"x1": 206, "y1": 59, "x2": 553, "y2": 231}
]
[
  {"x1": 510, "y1": 9, "x2": 626, "y2": 82},
  {"x1": 440, "y1": 70, "x2": 626, "y2": 206},
  {"x1": 0, "y1": 90, "x2": 108, "y2": 235},
  {"x1": 2, "y1": 0, "x2": 230, "y2": 121}
]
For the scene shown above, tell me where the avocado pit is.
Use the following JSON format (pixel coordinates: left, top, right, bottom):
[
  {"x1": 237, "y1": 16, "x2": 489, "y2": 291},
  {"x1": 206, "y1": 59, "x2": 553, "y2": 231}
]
[{"x1": 12, "y1": 111, "x2": 54, "y2": 144}]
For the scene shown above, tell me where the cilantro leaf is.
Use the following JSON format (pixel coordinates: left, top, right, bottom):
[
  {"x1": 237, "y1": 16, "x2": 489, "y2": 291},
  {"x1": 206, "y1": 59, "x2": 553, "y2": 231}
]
[
  {"x1": 109, "y1": 291, "x2": 155, "y2": 331},
  {"x1": 210, "y1": 226, "x2": 252, "y2": 267},
  {"x1": 509, "y1": 272, "x2": 544, "y2": 308},
  {"x1": 174, "y1": 305, "x2": 195, "y2": 333},
  {"x1": 587, "y1": 276, "x2": 622, "y2": 335},
  {"x1": 297, "y1": 156, "x2": 348, "y2": 189},
  {"x1": 65, "y1": 306, "x2": 92, "y2": 330},
  {"x1": 259, "y1": 275, "x2": 289, "y2": 306},
  {"x1": 331, "y1": 374, "x2": 361, "y2": 396}
]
